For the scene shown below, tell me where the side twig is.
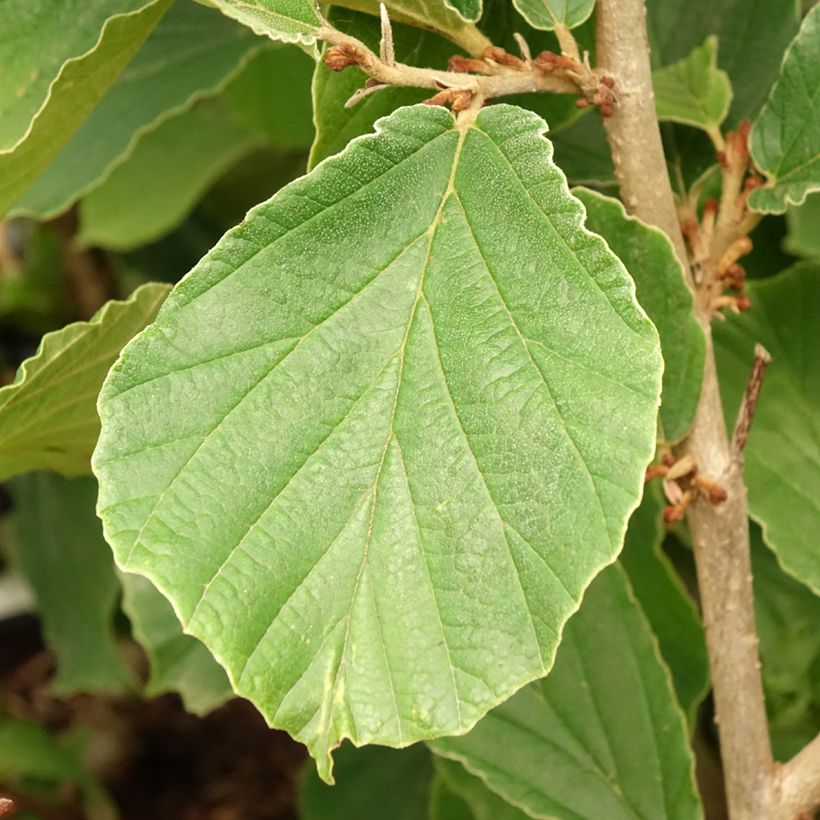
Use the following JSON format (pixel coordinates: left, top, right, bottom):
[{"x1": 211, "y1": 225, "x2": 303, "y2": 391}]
[{"x1": 732, "y1": 344, "x2": 772, "y2": 459}]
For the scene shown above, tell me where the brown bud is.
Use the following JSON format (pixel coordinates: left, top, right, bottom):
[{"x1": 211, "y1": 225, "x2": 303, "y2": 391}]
[
  {"x1": 575, "y1": 97, "x2": 590, "y2": 108},
  {"x1": 448, "y1": 55, "x2": 490, "y2": 74},
  {"x1": 450, "y1": 89, "x2": 474, "y2": 112},
  {"x1": 599, "y1": 103, "x2": 615, "y2": 117},
  {"x1": 716, "y1": 150, "x2": 728, "y2": 168},
  {"x1": 695, "y1": 475, "x2": 728, "y2": 504},
  {"x1": 601, "y1": 74, "x2": 616, "y2": 88},
  {"x1": 424, "y1": 89, "x2": 452, "y2": 107},
  {"x1": 702, "y1": 198, "x2": 719, "y2": 218},
  {"x1": 736, "y1": 292, "x2": 752, "y2": 311},
  {"x1": 483, "y1": 46, "x2": 525, "y2": 69},
  {"x1": 324, "y1": 44, "x2": 360, "y2": 72},
  {"x1": 661, "y1": 452, "x2": 677, "y2": 467},
  {"x1": 645, "y1": 464, "x2": 669, "y2": 482}
]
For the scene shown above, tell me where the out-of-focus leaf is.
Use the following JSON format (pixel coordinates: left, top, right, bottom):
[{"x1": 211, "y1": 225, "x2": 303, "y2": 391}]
[
  {"x1": 433, "y1": 757, "x2": 529, "y2": 819},
  {"x1": 77, "y1": 101, "x2": 259, "y2": 252},
  {"x1": 120, "y1": 572, "x2": 233, "y2": 716},
  {"x1": 0, "y1": 283, "x2": 169, "y2": 480},
  {"x1": 748, "y1": 4, "x2": 820, "y2": 213},
  {"x1": 0, "y1": 0, "x2": 171, "y2": 217},
  {"x1": 12, "y1": 1, "x2": 263, "y2": 219},
  {"x1": 431, "y1": 566, "x2": 702, "y2": 820},
  {"x1": 785, "y1": 192, "x2": 820, "y2": 259},
  {"x1": 574, "y1": 187, "x2": 705, "y2": 442},
  {"x1": 10, "y1": 473, "x2": 132, "y2": 694},
  {"x1": 714, "y1": 262, "x2": 820, "y2": 593},
  {"x1": 94, "y1": 104, "x2": 661, "y2": 781},
  {"x1": 551, "y1": 113, "x2": 616, "y2": 186},
  {"x1": 653, "y1": 37, "x2": 732, "y2": 137}
]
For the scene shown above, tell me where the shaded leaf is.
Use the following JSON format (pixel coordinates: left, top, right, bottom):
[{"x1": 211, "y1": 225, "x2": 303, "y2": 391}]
[
  {"x1": 429, "y1": 766, "x2": 479, "y2": 820},
  {"x1": 433, "y1": 757, "x2": 529, "y2": 820},
  {"x1": 620, "y1": 484, "x2": 709, "y2": 723},
  {"x1": 551, "y1": 113, "x2": 616, "y2": 186},
  {"x1": 12, "y1": 1, "x2": 263, "y2": 220},
  {"x1": 574, "y1": 187, "x2": 705, "y2": 442},
  {"x1": 10, "y1": 474, "x2": 132, "y2": 695},
  {"x1": 652, "y1": 37, "x2": 732, "y2": 137},
  {"x1": 713, "y1": 262, "x2": 820, "y2": 593},
  {"x1": 748, "y1": 3, "x2": 820, "y2": 213},
  {"x1": 513, "y1": 0, "x2": 595, "y2": 31},
  {"x1": 646, "y1": 0, "x2": 799, "y2": 125},
  {"x1": 77, "y1": 101, "x2": 259, "y2": 252},
  {"x1": 784, "y1": 192, "x2": 820, "y2": 259},
  {"x1": 430, "y1": 566, "x2": 702, "y2": 820},
  {"x1": 94, "y1": 104, "x2": 661, "y2": 780},
  {"x1": 0, "y1": 283, "x2": 169, "y2": 480},
  {"x1": 0, "y1": 0, "x2": 171, "y2": 217},
  {"x1": 299, "y1": 744, "x2": 433, "y2": 820},
  {"x1": 120, "y1": 572, "x2": 233, "y2": 716}
]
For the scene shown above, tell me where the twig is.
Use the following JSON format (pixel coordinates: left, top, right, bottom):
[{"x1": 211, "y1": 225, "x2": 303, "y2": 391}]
[
  {"x1": 775, "y1": 732, "x2": 820, "y2": 818},
  {"x1": 379, "y1": 3, "x2": 395, "y2": 66},
  {"x1": 732, "y1": 344, "x2": 772, "y2": 459},
  {"x1": 595, "y1": 2, "x2": 777, "y2": 817}
]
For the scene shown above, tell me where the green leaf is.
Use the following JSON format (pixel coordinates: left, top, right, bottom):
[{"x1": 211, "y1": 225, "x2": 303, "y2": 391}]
[
  {"x1": 223, "y1": 45, "x2": 316, "y2": 150},
  {"x1": 713, "y1": 262, "x2": 820, "y2": 594},
  {"x1": 430, "y1": 766, "x2": 480, "y2": 820},
  {"x1": 11, "y1": 1, "x2": 263, "y2": 220},
  {"x1": 748, "y1": 4, "x2": 820, "y2": 213},
  {"x1": 512, "y1": 0, "x2": 596, "y2": 31},
  {"x1": 752, "y1": 526, "x2": 820, "y2": 761},
  {"x1": 0, "y1": 0, "x2": 171, "y2": 217},
  {"x1": 620, "y1": 484, "x2": 708, "y2": 723},
  {"x1": 0, "y1": 283, "x2": 169, "y2": 481},
  {"x1": 550, "y1": 113, "x2": 616, "y2": 187},
  {"x1": 299, "y1": 744, "x2": 434, "y2": 820},
  {"x1": 0, "y1": 717, "x2": 115, "y2": 820},
  {"x1": 652, "y1": 37, "x2": 732, "y2": 137},
  {"x1": 433, "y1": 757, "x2": 529, "y2": 820},
  {"x1": 430, "y1": 565, "x2": 702, "y2": 820},
  {"x1": 444, "y1": 0, "x2": 482, "y2": 23},
  {"x1": 205, "y1": 0, "x2": 322, "y2": 46},
  {"x1": 77, "y1": 101, "x2": 259, "y2": 252},
  {"x1": 120, "y1": 572, "x2": 233, "y2": 715},
  {"x1": 646, "y1": 0, "x2": 799, "y2": 126},
  {"x1": 0, "y1": 0, "x2": 150, "y2": 151},
  {"x1": 573, "y1": 187, "x2": 705, "y2": 442},
  {"x1": 309, "y1": 10, "x2": 457, "y2": 169},
  {"x1": 785, "y1": 192, "x2": 820, "y2": 259},
  {"x1": 10, "y1": 474, "x2": 132, "y2": 695},
  {"x1": 93, "y1": 104, "x2": 662, "y2": 781}
]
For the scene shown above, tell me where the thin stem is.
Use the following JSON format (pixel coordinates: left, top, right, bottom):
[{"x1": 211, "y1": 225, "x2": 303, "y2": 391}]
[
  {"x1": 732, "y1": 344, "x2": 772, "y2": 459},
  {"x1": 595, "y1": 1, "x2": 776, "y2": 817}
]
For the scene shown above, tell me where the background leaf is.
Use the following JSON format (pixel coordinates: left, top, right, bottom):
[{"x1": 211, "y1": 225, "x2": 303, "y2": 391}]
[
  {"x1": 652, "y1": 37, "x2": 732, "y2": 137},
  {"x1": 94, "y1": 104, "x2": 661, "y2": 781},
  {"x1": 0, "y1": 0, "x2": 171, "y2": 217},
  {"x1": 784, "y1": 192, "x2": 820, "y2": 259},
  {"x1": 714, "y1": 262, "x2": 820, "y2": 593},
  {"x1": 11, "y1": 0, "x2": 264, "y2": 220},
  {"x1": 748, "y1": 3, "x2": 820, "y2": 213},
  {"x1": 431, "y1": 566, "x2": 702, "y2": 820},
  {"x1": 432, "y1": 757, "x2": 530, "y2": 819},
  {"x1": 574, "y1": 187, "x2": 705, "y2": 442},
  {"x1": 0, "y1": 283, "x2": 169, "y2": 480},
  {"x1": 10, "y1": 474, "x2": 132, "y2": 695}
]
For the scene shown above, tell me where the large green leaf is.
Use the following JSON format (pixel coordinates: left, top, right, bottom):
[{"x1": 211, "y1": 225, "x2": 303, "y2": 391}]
[
  {"x1": 574, "y1": 188, "x2": 705, "y2": 443},
  {"x1": 77, "y1": 101, "x2": 259, "y2": 252},
  {"x1": 785, "y1": 192, "x2": 820, "y2": 259},
  {"x1": 431, "y1": 565, "x2": 702, "y2": 820},
  {"x1": 10, "y1": 474, "x2": 132, "y2": 695},
  {"x1": 0, "y1": 0, "x2": 171, "y2": 217},
  {"x1": 94, "y1": 104, "x2": 662, "y2": 780},
  {"x1": 646, "y1": 0, "x2": 799, "y2": 125},
  {"x1": 748, "y1": 3, "x2": 820, "y2": 213},
  {"x1": 11, "y1": 1, "x2": 263, "y2": 220},
  {"x1": 620, "y1": 485, "x2": 708, "y2": 723},
  {"x1": 512, "y1": 0, "x2": 595, "y2": 31},
  {"x1": 120, "y1": 573, "x2": 233, "y2": 715},
  {"x1": 652, "y1": 37, "x2": 732, "y2": 138},
  {"x1": 0, "y1": 0, "x2": 148, "y2": 151},
  {"x1": 714, "y1": 262, "x2": 820, "y2": 593},
  {"x1": 299, "y1": 744, "x2": 434, "y2": 820},
  {"x1": 433, "y1": 757, "x2": 529, "y2": 819},
  {"x1": 205, "y1": 0, "x2": 321, "y2": 46},
  {"x1": 0, "y1": 283, "x2": 169, "y2": 480},
  {"x1": 752, "y1": 526, "x2": 820, "y2": 761},
  {"x1": 551, "y1": 113, "x2": 615, "y2": 187}
]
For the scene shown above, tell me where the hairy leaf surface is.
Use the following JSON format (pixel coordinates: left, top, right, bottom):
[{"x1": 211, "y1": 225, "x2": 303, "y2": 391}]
[
  {"x1": 94, "y1": 104, "x2": 661, "y2": 780},
  {"x1": 0, "y1": 0, "x2": 170, "y2": 217},
  {"x1": 513, "y1": 0, "x2": 595, "y2": 31},
  {"x1": 0, "y1": 283, "x2": 169, "y2": 480},
  {"x1": 574, "y1": 188, "x2": 704, "y2": 442},
  {"x1": 748, "y1": 3, "x2": 820, "y2": 213},
  {"x1": 11, "y1": 1, "x2": 262, "y2": 219},
  {"x1": 652, "y1": 37, "x2": 732, "y2": 136},
  {"x1": 714, "y1": 263, "x2": 820, "y2": 593},
  {"x1": 431, "y1": 565, "x2": 702, "y2": 820},
  {"x1": 120, "y1": 573, "x2": 233, "y2": 715},
  {"x1": 11, "y1": 474, "x2": 132, "y2": 695}
]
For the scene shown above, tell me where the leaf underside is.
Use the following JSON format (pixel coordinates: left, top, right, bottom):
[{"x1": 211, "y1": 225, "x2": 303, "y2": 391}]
[{"x1": 94, "y1": 103, "x2": 661, "y2": 780}]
